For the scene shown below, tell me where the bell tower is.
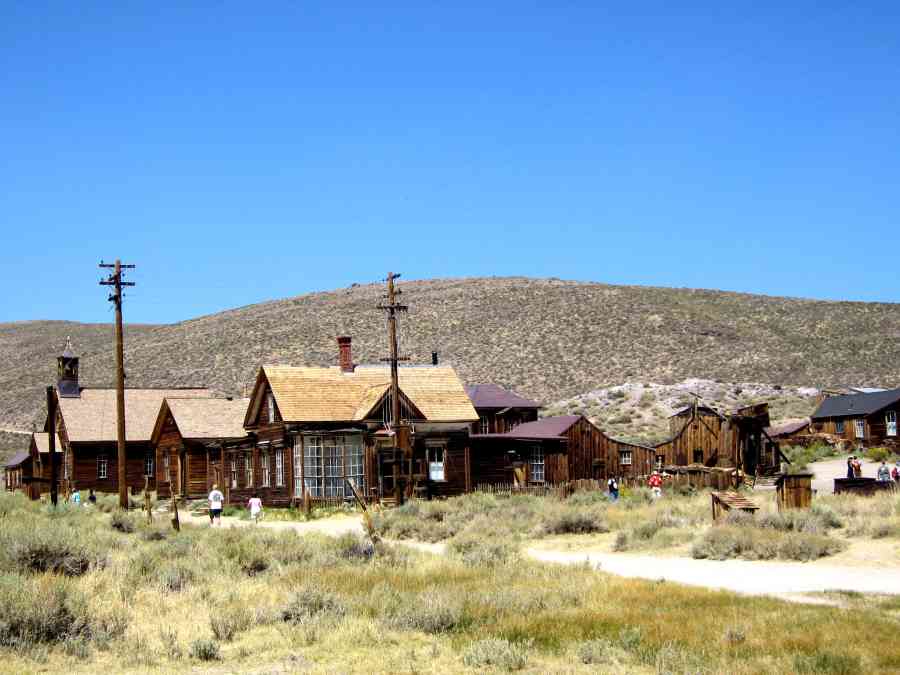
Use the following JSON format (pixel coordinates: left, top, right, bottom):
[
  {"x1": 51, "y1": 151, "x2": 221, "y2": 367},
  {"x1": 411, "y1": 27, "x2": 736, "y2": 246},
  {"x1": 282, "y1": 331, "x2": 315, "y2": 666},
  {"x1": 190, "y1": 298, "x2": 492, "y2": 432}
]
[{"x1": 57, "y1": 336, "x2": 80, "y2": 398}]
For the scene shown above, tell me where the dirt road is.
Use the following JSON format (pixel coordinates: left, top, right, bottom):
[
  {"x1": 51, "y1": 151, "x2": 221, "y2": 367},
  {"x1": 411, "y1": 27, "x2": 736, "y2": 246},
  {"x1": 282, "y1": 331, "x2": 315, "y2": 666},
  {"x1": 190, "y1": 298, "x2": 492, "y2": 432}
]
[
  {"x1": 180, "y1": 510, "x2": 900, "y2": 600},
  {"x1": 808, "y1": 455, "x2": 879, "y2": 494}
]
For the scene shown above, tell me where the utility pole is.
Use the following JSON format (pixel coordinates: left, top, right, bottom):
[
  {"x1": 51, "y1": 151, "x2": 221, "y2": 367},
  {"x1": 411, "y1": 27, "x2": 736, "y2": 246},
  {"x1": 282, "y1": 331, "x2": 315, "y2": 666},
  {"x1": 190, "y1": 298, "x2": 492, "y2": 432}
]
[
  {"x1": 100, "y1": 259, "x2": 135, "y2": 509},
  {"x1": 377, "y1": 272, "x2": 410, "y2": 503},
  {"x1": 47, "y1": 386, "x2": 58, "y2": 507}
]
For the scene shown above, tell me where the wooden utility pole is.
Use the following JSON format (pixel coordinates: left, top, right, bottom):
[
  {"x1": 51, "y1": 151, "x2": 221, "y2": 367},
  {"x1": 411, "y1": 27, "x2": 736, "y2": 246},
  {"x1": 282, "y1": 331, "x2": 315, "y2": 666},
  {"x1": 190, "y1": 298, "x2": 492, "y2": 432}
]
[
  {"x1": 377, "y1": 272, "x2": 410, "y2": 503},
  {"x1": 46, "y1": 386, "x2": 58, "y2": 507},
  {"x1": 100, "y1": 259, "x2": 135, "y2": 509}
]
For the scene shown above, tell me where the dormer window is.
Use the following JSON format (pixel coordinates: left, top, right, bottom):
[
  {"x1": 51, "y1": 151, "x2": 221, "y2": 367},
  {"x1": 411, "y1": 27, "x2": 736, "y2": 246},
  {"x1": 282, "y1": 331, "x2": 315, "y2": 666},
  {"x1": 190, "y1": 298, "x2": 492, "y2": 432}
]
[{"x1": 267, "y1": 392, "x2": 275, "y2": 424}]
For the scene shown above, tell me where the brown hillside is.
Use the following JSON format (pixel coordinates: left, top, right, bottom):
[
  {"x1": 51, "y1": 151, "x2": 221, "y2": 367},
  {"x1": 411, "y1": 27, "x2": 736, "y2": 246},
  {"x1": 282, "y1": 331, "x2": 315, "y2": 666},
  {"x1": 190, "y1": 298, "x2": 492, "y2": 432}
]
[{"x1": 1, "y1": 277, "x2": 898, "y2": 433}]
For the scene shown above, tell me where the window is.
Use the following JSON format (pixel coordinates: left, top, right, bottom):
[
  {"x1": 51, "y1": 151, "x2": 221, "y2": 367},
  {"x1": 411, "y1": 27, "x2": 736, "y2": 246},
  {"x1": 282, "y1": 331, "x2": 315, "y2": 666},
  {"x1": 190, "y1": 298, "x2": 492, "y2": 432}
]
[
  {"x1": 887, "y1": 411, "x2": 897, "y2": 437},
  {"x1": 230, "y1": 459, "x2": 237, "y2": 489},
  {"x1": 144, "y1": 452, "x2": 154, "y2": 477},
  {"x1": 261, "y1": 452, "x2": 270, "y2": 487},
  {"x1": 163, "y1": 453, "x2": 170, "y2": 482},
  {"x1": 301, "y1": 434, "x2": 365, "y2": 498},
  {"x1": 854, "y1": 419, "x2": 865, "y2": 439},
  {"x1": 275, "y1": 447, "x2": 285, "y2": 488},
  {"x1": 97, "y1": 454, "x2": 108, "y2": 479},
  {"x1": 656, "y1": 455, "x2": 663, "y2": 470},
  {"x1": 267, "y1": 392, "x2": 275, "y2": 424},
  {"x1": 693, "y1": 449, "x2": 703, "y2": 464},
  {"x1": 479, "y1": 416, "x2": 489, "y2": 434},
  {"x1": 620, "y1": 450, "x2": 632, "y2": 466},
  {"x1": 428, "y1": 443, "x2": 446, "y2": 482},
  {"x1": 245, "y1": 453, "x2": 253, "y2": 487},
  {"x1": 529, "y1": 445, "x2": 544, "y2": 483},
  {"x1": 835, "y1": 419, "x2": 845, "y2": 434}
]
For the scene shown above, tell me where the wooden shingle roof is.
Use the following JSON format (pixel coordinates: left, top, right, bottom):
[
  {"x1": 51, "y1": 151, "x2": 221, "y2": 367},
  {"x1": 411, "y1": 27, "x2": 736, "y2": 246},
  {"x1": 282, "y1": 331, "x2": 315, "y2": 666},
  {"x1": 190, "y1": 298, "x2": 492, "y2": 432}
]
[
  {"x1": 164, "y1": 398, "x2": 250, "y2": 441},
  {"x1": 252, "y1": 365, "x2": 478, "y2": 424},
  {"x1": 57, "y1": 388, "x2": 211, "y2": 443}
]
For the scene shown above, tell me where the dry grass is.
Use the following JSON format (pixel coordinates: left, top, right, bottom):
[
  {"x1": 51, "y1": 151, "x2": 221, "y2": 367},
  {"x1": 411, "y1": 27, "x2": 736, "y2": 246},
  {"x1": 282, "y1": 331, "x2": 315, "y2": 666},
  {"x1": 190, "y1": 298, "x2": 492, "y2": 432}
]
[{"x1": 2, "y1": 490, "x2": 900, "y2": 673}]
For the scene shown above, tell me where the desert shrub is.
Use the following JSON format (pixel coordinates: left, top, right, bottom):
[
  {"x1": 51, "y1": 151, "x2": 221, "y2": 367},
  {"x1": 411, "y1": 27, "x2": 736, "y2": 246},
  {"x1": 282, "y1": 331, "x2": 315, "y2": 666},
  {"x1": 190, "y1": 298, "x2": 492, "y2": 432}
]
[
  {"x1": 566, "y1": 490, "x2": 609, "y2": 506},
  {"x1": 281, "y1": 587, "x2": 346, "y2": 622},
  {"x1": 109, "y1": 511, "x2": 136, "y2": 533},
  {"x1": 447, "y1": 528, "x2": 518, "y2": 567},
  {"x1": 188, "y1": 638, "x2": 220, "y2": 661},
  {"x1": 10, "y1": 527, "x2": 99, "y2": 577},
  {"x1": 158, "y1": 561, "x2": 195, "y2": 592},
  {"x1": 384, "y1": 590, "x2": 463, "y2": 634},
  {"x1": 674, "y1": 482, "x2": 696, "y2": 497},
  {"x1": 723, "y1": 626, "x2": 746, "y2": 646},
  {"x1": 794, "y1": 651, "x2": 861, "y2": 674},
  {"x1": 63, "y1": 636, "x2": 92, "y2": 659},
  {"x1": 865, "y1": 447, "x2": 894, "y2": 463},
  {"x1": 621, "y1": 487, "x2": 654, "y2": 506},
  {"x1": 0, "y1": 575, "x2": 97, "y2": 646},
  {"x1": 632, "y1": 521, "x2": 661, "y2": 541},
  {"x1": 538, "y1": 504, "x2": 609, "y2": 535},
  {"x1": 613, "y1": 531, "x2": 630, "y2": 551},
  {"x1": 158, "y1": 627, "x2": 182, "y2": 659},
  {"x1": 210, "y1": 603, "x2": 250, "y2": 642},
  {"x1": 140, "y1": 529, "x2": 166, "y2": 542},
  {"x1": 618, "y1": 626, "x2": 643, "y2": 652},
  {"x1": 692, "y1": 525, "x2": 844, "y2": 561},
  {"x1": 577, "y1": 638, "x2": 615, "y2": 664},
  {"x1": 462, "y1": 638, "x2": 529, "y2": 671},
  {"x1": 811, "y1": 503, "x2": 844, "y2": 529}
]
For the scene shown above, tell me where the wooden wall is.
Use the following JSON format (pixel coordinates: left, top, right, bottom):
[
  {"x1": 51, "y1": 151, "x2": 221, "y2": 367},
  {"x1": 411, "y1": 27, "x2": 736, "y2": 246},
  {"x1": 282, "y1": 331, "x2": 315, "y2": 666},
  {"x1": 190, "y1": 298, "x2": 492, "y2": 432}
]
[{"x1": 66, "y1": 442, "x2": 156, "y2": 493}]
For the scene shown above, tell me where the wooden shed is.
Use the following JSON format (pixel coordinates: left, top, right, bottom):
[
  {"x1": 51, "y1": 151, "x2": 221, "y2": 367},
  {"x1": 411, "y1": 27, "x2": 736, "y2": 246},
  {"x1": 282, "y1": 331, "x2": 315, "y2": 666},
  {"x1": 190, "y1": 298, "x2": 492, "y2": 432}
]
[{"x1": 775, "y1": 473, "x2": 813, "y2": 511}]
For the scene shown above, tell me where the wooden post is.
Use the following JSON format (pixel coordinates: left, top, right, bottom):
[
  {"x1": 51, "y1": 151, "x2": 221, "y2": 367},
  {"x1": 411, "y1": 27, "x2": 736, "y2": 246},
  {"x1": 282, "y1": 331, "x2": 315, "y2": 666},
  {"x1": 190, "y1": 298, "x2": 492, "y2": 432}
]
[
  {"x1": 46, "y1": 386, "x2": 58, "y2": 508},
  {"x1": 171, "y1": 495, "x2": 180, "y2": 532},
  {"x1": 144, "y1": 475, "x2": 153, "y2": 524},
  {"x1": 99, "y1": 259, "x2": 135, "y2": 510}
]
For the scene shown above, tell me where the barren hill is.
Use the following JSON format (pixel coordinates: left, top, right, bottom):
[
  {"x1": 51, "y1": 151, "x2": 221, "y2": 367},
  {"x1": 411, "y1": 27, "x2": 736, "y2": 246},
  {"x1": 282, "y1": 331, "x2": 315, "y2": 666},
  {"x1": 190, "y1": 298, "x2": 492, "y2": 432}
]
[{"x1": 1, "y1": 277, "x2": 899, "y2": 441}]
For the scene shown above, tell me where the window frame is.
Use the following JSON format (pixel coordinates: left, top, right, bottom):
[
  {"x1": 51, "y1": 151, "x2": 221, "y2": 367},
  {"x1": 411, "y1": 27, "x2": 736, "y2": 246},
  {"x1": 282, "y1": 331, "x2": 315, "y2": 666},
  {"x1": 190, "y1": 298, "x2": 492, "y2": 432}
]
[
  {"x1": 230, "y1": 459, "x2": 237, "y2": 489},
  {"x1": 275, "y1": 447, "x2": 285, "y2": 488},
  {"x1": 260, "y1": 451, "x2": 270, "y2": 488},
  {"x1": 529, "y1": 444, "x2": 545, "y2": 483},
  {"x1": 97, "y1": 454, "x2": 108, "y2": 479},
  {"x1": 479, "y1": 415, "x2": 489, "y2": 435},
  {"x1": 886, "y1": 410, "x2": 897, "y2": 437},
  {"x1": 163, "y1": 452, "x2": 170, "y2": 483},
  {"x1": 266, "y1": 392, "x2": 276, "y2": 424},
  {"x1": 854, "y1": 418, "x2": 865, "y2": 439},
  {"x1": 835, "y1": 419, "x2": 845, "y2": 434},
  {"x1": 245, "y1": 452, "x2": 253, "y2": 488},
  {"x1": 620, "y1": 450, "x2": 633, "y2": 466},
  {"x1": 427, "y1": 442, "x2": 446, "y2": 482},
  {"x1": 692, "y1": 448, "x2": 703, "y2": 464},
  {"x1": 144, "y1": 452, "x2": 154, "y2": 478}
]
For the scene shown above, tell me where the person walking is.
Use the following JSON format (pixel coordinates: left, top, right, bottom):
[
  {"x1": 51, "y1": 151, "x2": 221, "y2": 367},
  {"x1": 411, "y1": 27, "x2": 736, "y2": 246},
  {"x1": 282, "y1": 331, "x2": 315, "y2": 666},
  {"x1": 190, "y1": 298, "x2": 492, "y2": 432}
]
[
  {"x1": 892, "y1": 462, "x2": 900, "y2": 485},
  {"x1": 877, "y1": 460, "x2": 891, "y2": 483},
  {"x1": 852, "y1": 456, "x2": 863, "y2": 478},
  {"x1": 247, "y1": 493, "x2": 263, "y2": 524},
  {"x1": 70, "y1": 488, "x2": 81, "y2": 505},
  {"x1": 208, "y1": 484, "x2": 225, "y2": 527},
  {"x1": 87, "y1": 489, "x2": 96, "y2": 505},
  {"x1": 846, "y1": 456, "x2": 855, "y2": 479},
  {"x1": 607, "y1": 476, "x2": 619, "y2": 502},
  {"x1": 648, "y1": 471, "x2": 663, "y2": 499}
]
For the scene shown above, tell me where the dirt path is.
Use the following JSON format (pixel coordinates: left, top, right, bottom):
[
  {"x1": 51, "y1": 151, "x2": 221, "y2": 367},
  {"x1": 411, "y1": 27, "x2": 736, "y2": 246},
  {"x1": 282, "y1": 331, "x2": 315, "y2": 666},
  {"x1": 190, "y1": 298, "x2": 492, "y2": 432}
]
[
  {"x1": 808, "y1": 455, "x2": 879, "y2": 494},
  {"x1": 180, "y1": 510, "x2": 900, "y2": 599}
]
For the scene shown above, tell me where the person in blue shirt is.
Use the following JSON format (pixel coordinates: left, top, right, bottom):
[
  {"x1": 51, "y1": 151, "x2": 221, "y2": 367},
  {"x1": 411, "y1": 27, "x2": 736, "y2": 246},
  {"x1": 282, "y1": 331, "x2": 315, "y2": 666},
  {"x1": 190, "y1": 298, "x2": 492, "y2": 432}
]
[{"x1": 71, "y1": 488, "x2": 81, "y2": 505}]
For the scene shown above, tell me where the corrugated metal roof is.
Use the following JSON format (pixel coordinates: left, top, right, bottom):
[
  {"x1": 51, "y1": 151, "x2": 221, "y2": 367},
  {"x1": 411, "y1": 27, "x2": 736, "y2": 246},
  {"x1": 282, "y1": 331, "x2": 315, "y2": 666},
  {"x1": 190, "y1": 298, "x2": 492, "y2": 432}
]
[
  {"x1": 58, "y1": 387, "x2": 211, "y2": 442},
  {"x1": 4, "y1": 452, "x2": 30, "y2": 468},
  {"x1": 262, "y1": 365, "x2": 478, "y2": 423},
  {"x1": 812, "y1": 388, "x2": 900, "y2": 420},
  {"x1": 166, "y1": 398, "x2": 250, "y2": 440},
  {"x1": 465, "y1": 384, "x2": 541, "y2": 410},
  {"x1": 500, "y1": 415, "x2": 581, "y2": 439}
]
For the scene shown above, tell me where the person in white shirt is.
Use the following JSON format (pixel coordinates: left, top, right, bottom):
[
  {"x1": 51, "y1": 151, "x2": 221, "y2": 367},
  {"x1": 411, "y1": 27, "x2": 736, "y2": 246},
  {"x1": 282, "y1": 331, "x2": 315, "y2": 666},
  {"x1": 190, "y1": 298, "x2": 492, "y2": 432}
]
[
  {"x1": 247, "y1": 493, "x2": 263, "y2": 524},
  {"x1": 208, "y1": 485, "x2": 225, "y2": 527}
]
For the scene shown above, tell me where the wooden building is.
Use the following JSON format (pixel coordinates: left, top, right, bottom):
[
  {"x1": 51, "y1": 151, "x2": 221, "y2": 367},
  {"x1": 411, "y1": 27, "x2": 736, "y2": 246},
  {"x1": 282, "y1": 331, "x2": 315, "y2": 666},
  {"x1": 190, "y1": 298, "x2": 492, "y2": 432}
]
[
  {"x1": 3, "y1": 452, "x2": 30, "y2": 493},
  {"x1": 810, "y1": 388, "x2": 900, "y2": 451},
  {"x1": 465, "y1": 384, "x2": 541, "y2": 435},
  {"x1": 765, "y1": 419, "x2": 812, "y2": 449},
  {"x1": 151, "y1": 398, "x2": 250, "y2": 500},
  {"x1": 655, "y1": 402, "x2": 782, "y2": 475},
  {"x1": 24, "y1": 432, "x2": 63, "y2": 499},
  {"x1": 46, "y1": 339, "x2": 210, "y2": 494},
  {"x1": 469, "y1": 414, "x2": 655, "y2": 486},
  {"x1": 233, "y1": 337, "x2": 479, "y2": 506}
]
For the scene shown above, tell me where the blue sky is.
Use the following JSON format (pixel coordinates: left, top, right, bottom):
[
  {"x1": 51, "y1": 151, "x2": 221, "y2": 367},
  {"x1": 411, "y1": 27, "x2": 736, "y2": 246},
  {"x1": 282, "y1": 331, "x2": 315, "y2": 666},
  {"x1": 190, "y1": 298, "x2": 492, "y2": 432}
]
[{"x1": 2, "y1": 2, "x2": 898, "y2": 324}]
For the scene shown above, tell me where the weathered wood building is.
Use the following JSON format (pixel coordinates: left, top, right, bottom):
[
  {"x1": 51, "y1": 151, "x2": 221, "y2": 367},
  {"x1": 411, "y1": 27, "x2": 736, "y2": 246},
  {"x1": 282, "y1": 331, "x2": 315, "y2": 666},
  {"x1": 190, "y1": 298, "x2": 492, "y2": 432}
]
[
  {"x1": 151, "y1": 398, "x2": 250, "y2": 500},
  {"x1": 24, "y1": 432, "x2": 63, "y2": 499},
  {"x1": 465, "y1": 384, "x2": 541, "y2": 435},
  {"x1": 655, "y1": 402, "x2": 781, "y2": 474},
  {"x1": 233, "y1": 337, "x2": 479, "y2": 506},
  {"x1": 3, "y1": 452, "x2": 30, "y2": 494},
  {"x1": 469, "y1": 413, "x2": 656, "y2": 485},
  {"x1": 810, "y1": 388, "x2": 900, "y2": 450},
  {"x1": 46, "y1": 340, "x2": 210, "y2": 494}
]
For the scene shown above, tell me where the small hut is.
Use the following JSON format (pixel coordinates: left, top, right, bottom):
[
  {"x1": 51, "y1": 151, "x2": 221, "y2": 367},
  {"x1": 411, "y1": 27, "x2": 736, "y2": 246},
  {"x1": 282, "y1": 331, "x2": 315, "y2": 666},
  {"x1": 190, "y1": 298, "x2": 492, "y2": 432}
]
[{"x1": 775, "y1": 473, "x2": 813, "y2": 511}]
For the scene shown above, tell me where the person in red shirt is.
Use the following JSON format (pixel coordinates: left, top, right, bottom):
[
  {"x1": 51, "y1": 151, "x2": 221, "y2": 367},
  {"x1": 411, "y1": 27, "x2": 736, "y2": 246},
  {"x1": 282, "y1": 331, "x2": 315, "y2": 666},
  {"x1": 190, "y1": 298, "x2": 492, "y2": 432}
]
[{"x1": 648, "y1": 471, "x2": 663, "y2": 499}]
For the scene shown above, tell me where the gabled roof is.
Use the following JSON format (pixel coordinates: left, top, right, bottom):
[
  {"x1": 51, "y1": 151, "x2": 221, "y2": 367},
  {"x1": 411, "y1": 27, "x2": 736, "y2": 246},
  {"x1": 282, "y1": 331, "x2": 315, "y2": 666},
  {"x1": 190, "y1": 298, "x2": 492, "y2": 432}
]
[
  {"x1": 501, "y1": 415, "x2": 581, "y2": 439},
  {"x1": 247, "y1": 365, "x2": 478, "y2": 425},
  {"x1": 157, "y1": 398, "x2": 250, "y2": 443},
  {"x1": 670, "y1": 405, "x2": 721, "y2": 418},
  {"x1": 812, "y1": 388, "x2": 900, "y2": 420},
  {"x1": 57, "y1": 387, "x2": 211, "y2": 443},
  {"x1": 31, "y1": 432, "x2": 62, "y2": 454},
  {"x1": 765, "y1": 419, "x2": 810, "y2": 438},
  {"x1": 4, "y1": 452, "x2": 30, "y2": 469},
  {"x1": 465, "y1": 384, "x2": 541, "y2": 410}
]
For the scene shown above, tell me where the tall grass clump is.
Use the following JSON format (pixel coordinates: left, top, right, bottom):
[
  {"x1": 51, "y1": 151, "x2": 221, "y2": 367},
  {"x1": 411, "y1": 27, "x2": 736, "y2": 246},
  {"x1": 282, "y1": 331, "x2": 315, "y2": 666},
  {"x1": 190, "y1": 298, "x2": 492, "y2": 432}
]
[{"x1": 462, "y1": 638, "x2": 530, "y2": 671}]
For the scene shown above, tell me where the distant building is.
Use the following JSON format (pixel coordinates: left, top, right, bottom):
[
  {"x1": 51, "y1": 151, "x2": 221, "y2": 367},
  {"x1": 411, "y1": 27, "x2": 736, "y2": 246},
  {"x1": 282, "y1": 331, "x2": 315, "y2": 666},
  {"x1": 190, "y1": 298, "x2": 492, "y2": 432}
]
[
  {"x1": 810, "y1": 388, "x2": 900, "y2": 450},
  {"x1": 465, "y1": 383, "x2": 541, "y2": 435}
]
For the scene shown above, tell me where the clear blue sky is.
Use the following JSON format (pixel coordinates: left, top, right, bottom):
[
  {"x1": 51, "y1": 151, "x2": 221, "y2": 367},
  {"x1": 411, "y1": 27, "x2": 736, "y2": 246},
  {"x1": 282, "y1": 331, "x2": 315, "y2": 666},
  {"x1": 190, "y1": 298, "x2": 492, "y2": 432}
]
[{"x1": 2, "y1": 2, "x2": 898, "y2": 324}]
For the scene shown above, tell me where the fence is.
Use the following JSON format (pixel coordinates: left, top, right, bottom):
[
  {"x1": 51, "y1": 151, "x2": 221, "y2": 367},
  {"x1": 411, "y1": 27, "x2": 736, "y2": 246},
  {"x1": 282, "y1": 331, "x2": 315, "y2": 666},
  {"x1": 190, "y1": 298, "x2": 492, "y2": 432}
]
[{"x1": 474, "y1": 482, "x2": 568, "y2": 499}]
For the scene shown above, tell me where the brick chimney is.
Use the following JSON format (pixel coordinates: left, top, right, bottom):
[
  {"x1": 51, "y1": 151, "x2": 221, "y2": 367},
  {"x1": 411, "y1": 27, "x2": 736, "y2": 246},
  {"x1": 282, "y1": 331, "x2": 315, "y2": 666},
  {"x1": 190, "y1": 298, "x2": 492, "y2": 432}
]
[{"x1": 337, "y1": 336, "x2": 354, "y2": 373}]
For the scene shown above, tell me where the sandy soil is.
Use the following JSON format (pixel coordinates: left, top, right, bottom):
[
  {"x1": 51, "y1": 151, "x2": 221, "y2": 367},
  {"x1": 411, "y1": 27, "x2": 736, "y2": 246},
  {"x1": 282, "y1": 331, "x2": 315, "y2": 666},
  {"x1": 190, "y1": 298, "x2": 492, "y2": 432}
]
[{"x1": 177, "y1": 509, "x2": 364, "y2": 536}]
